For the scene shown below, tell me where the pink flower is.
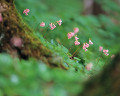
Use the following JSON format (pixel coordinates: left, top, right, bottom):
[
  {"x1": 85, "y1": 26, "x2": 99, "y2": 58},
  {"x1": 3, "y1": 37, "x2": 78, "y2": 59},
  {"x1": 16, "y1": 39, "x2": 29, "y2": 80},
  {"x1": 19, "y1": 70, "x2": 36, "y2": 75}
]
[
  {"x1": 103, "y1": 49, "x2": 109, "y2": 53},
  {"x1": 10, "y1": 36, "x2": 23, "y2": 48},
  {"x1": 75, "y1": 36, "x2": 79, "y2": 41},
  {"x1": 40, "y1": 22, "x2": 45, "y2": 27},
  {"x1": 103, "y1": 49, "x2": 109, "y2": 56},
  {"x1": 83, "y1": 43, "x2": 89, "y2": 52},
  {"x1": 49, "y1": 23, "x2": 56, "y2": 30},
  {"x1": 74, "y1": 40, "x2": 80, "y2": 45},
  {"x1": 23, "y1": 9, "x2": 30, "y2": 15},
  {"x1": 67, "y1": 32, "x2": 74, "y2": 39},
  {"x1": 105, "y1": 53, "x2": 109, "y2": 56},
  {"x1": 85, "y1": 48, "x2": 88, "y2": 52},
  {"x1": 89, "y1": 40, "x2": 93, "y2": 45},
  {"x1": 74, "y1": 27, "x2": 79, "y2": 34},
  {"x1": 85, "y1": 43, "x2": 89, "y2": 48},
  {"x1": 57, "y1": 19, "x2": 62, "y2": 26},
  {"x1": 99, "y1": 46, "x2": 103, "y2": 51},
  {"x1": 83, "y1": 43, "x2": 86, "y2": 49},
  {"x1": 85, "y1": 63, "x2": 93, "y2": 71},
  {"x1": 0, "y1": 13, "x2": 3, "y2": 22}
]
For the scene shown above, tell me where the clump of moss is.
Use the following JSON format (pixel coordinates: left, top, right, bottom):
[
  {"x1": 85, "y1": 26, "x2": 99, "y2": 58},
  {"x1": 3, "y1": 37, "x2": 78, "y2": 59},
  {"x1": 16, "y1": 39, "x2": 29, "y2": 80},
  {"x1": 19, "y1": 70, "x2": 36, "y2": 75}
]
[{"x1": 0, "y1": 0, "x2": 66, "y2": 69}]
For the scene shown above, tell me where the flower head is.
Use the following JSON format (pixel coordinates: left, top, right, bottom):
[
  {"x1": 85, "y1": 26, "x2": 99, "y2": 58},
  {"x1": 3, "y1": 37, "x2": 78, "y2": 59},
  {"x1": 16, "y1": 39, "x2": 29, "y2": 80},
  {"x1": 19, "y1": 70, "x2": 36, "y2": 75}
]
[
  {"x1": 85, "y1": 43, "x2": 89, "y2": 48},
  {"x1": 10, "y1": 36, "x2": 23, "y2": 48},
  {"x1": 89, "y1": 40, "x2": 93, "y2": 45},
  {"x1": 74, "y1": 40, "x2": 80, "y2": 45},
  {"x1": 23, "y1": 9, "x2": 30, "y2": 15},
  {"x1": 103, "y1": 49, "x2": 109, "y2": 53},
  {"x1": 83, "y1": 43, "x2": 89, "y2": 52},
  {"x1": 103, "y1": 49, "x2": 109, "y2": 56},
  {"x1": 57, "y1": 19, "x2": 62, "y2": 26},
  {"x1": 67, "y1": 32, "x2": 74, "y2": 39},
  {"x1": 49, "y1": 23, "x2": 56, "y2": 30},
  {"x1": 85, "y1": 48, "x2": 88, "y2": 52},
  {"x1": 40, "y1": 22, "x2": 45, "y2": 27},
  {"x1": 99, "y1": 46, "x2": 103, "y2": 51},
  {"x1": 75, "y1": 36, "x2": 79, "y2": 41},
  {"x1": 74, "y1": 27, "x2": 79, "y2": 34}
]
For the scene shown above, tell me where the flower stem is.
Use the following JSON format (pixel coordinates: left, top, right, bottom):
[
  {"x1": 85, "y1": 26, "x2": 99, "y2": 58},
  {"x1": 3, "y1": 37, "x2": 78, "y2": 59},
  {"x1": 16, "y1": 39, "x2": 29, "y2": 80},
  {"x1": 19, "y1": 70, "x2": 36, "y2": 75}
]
[
  {"x1": 97, "y1": 52, "x2": 103, "y2": 65},
  {"x1": 43, "y1": 29, "x2": 51, "y2": 38},
  {"x1": 68, "y1": 44, "x2": 74, "y2": 52},
  {"x1": 72, "y1": 45, "x2": 82, "y2": 57}
]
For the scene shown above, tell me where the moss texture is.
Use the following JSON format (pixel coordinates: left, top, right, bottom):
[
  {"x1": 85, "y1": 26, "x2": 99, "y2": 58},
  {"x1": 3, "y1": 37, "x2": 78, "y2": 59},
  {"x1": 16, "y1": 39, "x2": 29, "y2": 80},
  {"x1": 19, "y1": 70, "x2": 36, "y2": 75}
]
[{"x1": 0, "y1": 0, "x2": 66, "y2": 68}]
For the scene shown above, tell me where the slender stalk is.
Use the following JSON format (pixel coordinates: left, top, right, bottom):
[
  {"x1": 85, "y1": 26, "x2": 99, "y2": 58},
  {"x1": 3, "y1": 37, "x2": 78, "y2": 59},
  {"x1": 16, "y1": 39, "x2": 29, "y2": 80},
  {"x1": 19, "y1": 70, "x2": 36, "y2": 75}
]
[
  {"x1": 43, "y1": 29, "x2": 51, "y2": 38},
  {"x1": 68, "y1": 44, "x2": 74, "y2": 52},
  {"x1": 72, "y1": 45, "x2": 82, "y2": 57},
  {"x1": 97, "y1": 52, "x2": 103, "y2": 65},
  {"x1": 43, "y1": 22, "x2": 58, "y2": 38}
]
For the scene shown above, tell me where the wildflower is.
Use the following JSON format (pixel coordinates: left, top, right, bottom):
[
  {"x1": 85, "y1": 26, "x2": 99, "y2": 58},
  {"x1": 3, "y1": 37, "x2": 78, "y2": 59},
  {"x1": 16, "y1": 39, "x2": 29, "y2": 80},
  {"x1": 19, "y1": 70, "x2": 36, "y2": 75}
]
[
  {"x1": 0, "y1": 13, "x2": 3, "y2": 22},
  {"x1": 85, "y1": 48, "x2": 88, "y2": 52},
  {"x1": 99, "y1": 46, "x2": 103, "y2": 51},
  {"x1": 23, "y1": 9, "x2": 30, "y2": 15},
  {"x1": 75, "y1": 36, "x2": 79, "y2": 41},
  {"x1": 49, "y1": 23, "x2": 56, "y2": 30},
  {"x1": 57, "y1": 19, "x2": 62, "y2": 26},
  {"x1": 40, "y1": 22, "x2": 45, "y2": 27},
  {"x1": 67, "y1": 32, "x2": 74, "y2": 39},
  {"x1": 74, "y1": 40, "x2": 80, "y2": 45},
  {"x1": 85, "y1": 43, "x2": 89, "y2": 48},
  {"x1": 85, "y1": 63, "x2": 93, "y2": 71},
  {"x1": 89, "y1": 40, "x2": 93, "y2": 45},
  {"x1": 104, "y1": 53, "x2": 109, "y2": 56},
  {"x1": 103, "y1": 49, "x2": 109, "y2": 53},
  {"x1": 74, "y1": 27, "x2": 79, "y2": 34},
  {"x1": 103, "y1": 49, "x2": 109, "y2": 56},
  {"x1": 83, "y1": 43, "x2": 86, "y2": 49},
  {"x1": 83, "y1": 43, "x2": 89, "y2": 52},
  {"x1": 10, "y1": 36, "x2": 23, "y2": 48}
]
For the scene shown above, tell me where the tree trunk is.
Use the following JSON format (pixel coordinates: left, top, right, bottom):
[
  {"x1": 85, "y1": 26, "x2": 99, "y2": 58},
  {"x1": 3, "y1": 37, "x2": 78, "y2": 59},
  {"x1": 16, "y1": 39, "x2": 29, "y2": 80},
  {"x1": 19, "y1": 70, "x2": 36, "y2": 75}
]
[
  {"x1": 0, "y1": 0, "x2": 65, "y2": 68},
  {"x1": 79, "y1": 53, "x2": 120, "y2": 96}
]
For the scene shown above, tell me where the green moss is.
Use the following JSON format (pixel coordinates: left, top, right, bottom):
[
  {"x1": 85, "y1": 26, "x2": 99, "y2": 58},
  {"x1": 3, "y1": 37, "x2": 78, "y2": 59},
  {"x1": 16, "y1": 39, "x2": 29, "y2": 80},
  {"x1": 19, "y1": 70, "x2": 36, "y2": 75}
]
[{"x1": 0, "y1": 0, "x2": 66, "y2": 68}]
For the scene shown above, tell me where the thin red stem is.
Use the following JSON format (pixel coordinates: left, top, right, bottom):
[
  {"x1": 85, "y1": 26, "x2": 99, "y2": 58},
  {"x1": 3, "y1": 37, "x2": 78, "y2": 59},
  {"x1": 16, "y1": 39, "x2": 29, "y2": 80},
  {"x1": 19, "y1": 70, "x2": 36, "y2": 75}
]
[
  {"x1": 97, "y1": 52, "x2": 103, "y2": 65},
  {"x1": 72, "y1": 45, "x2": 82, "y2": 57}
]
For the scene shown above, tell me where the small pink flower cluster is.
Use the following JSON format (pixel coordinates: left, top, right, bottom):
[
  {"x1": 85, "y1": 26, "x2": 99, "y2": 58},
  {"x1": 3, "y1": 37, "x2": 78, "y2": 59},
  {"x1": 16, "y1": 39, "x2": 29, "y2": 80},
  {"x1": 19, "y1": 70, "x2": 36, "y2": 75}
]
[
  {"x1": 74, "y1": 27, "x2": 79, "y2": 34},
  {"x1": 39, "y1": 19, "x2": 62, "y2": 29},
  {"x1": 67, "y1": 27, "x2": 79, "y2": 39},
  {"x1": 57, "y1": 19, "x2": 62, "y2": 26},
  {"x1": 67, "y1": 32, "x2": 74, "y2": 39},
  {"x1": 49, "y1": 19, "x2": 62, "y2": 30},
  {"x1": 23, "y1": 9, "x2": 30, "y2": 15},
  {"x1": 0, "y1": 13, "x2": 3, "y2": 22},
  {"x1": 99, "y1": 46, "x2": 109, "y2": 56},
  {"x1": 74, "y1": 36, "x2": 80, "y2": 45},
  {"x1": 49, "y1": 23, "x2": 56, "y2": 30},
  {"x1": 103, "y1": 49, "x2": 109, "y2": 56},
  {"x1": 40, "y1": 22, "x2": 45, "y2": 27},
  {"x1": 83, "y1": 40, "x2": 93, "y2": 52}
]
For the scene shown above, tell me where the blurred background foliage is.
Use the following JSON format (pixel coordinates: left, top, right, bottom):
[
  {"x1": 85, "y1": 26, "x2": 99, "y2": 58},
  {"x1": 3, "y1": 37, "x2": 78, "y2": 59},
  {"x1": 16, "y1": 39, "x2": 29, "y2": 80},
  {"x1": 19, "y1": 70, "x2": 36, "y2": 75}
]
[{"x1": 0, "y1": 0, "x2": 120, "y2": 95}]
